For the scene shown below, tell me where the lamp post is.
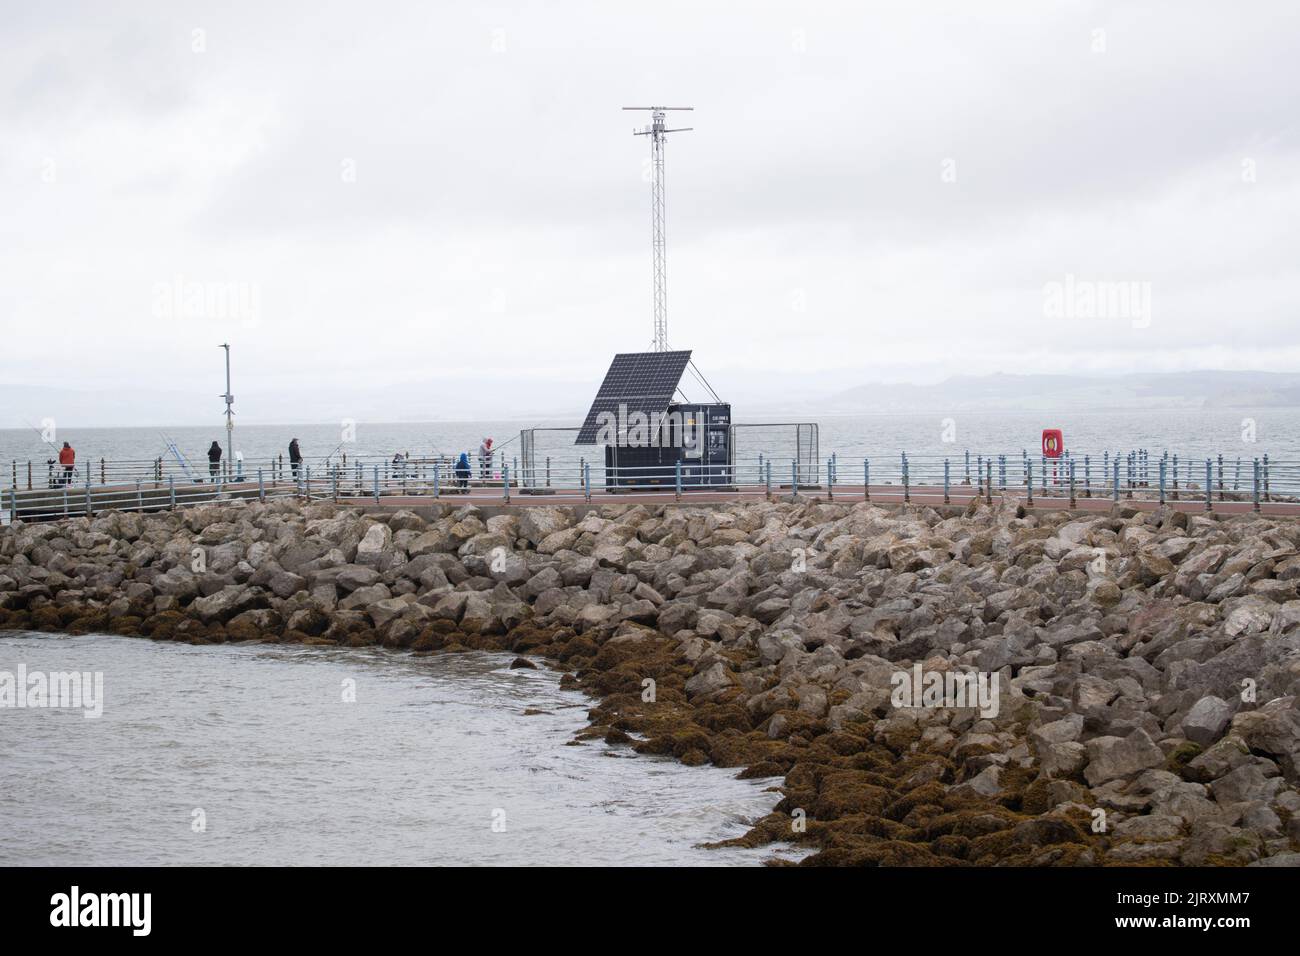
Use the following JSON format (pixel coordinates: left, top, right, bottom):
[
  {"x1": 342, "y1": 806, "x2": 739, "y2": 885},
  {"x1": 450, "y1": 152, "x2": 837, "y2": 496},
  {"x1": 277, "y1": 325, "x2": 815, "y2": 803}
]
[{"x1": 219, "y1": 344, "x2": 234, "y2": 478}]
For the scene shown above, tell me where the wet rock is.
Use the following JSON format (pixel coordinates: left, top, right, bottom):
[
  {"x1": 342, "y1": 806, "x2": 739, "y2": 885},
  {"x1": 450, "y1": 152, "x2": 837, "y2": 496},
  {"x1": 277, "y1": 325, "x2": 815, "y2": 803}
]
[
  {"x1": 190, "y1": 585, "x2": 269, "y2": 623},
  {"x1": 685, "y1": 661, "x2": 736, "y2": 700}
]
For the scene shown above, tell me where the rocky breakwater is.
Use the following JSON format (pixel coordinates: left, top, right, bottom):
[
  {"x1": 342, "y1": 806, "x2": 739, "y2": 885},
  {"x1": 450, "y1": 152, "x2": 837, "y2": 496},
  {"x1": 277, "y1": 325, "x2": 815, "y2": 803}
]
[{"x1": 3, "y1": 496, "x2": 1300, "y2": 866}]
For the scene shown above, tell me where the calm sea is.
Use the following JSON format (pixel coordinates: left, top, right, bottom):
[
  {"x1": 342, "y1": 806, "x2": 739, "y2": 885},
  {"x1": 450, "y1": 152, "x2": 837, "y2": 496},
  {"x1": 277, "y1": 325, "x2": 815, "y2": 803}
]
[
  {"x1": 0, "y1": 633, "x2": 800, "y2": 866},
  {"x1": 1, "y1": 408, "x2": 1295, "y2": 477}
]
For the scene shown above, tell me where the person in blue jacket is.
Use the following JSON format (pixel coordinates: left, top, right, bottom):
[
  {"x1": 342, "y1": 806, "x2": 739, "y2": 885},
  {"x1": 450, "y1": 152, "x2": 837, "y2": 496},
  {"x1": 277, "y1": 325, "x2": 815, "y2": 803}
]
[{"x1": 454, "y1": 452, "x2": 471, "y2": 491}]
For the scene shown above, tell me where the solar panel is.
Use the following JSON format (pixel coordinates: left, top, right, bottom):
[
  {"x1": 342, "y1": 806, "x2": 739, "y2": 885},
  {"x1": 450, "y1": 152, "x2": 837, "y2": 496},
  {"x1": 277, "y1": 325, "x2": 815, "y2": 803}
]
[{"x1": 575, "y1": 350, "x2": 692, "y2": 444}]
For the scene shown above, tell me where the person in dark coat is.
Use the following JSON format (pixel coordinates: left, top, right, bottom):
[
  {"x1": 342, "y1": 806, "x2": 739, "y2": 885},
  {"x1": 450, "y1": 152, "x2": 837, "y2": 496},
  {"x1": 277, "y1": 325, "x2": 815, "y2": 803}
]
[
  {"x1": 288, "y1": 439, "x2": 302, "y2": 479},
  {"x1": 454, "y1": 452, "x2": 471, "y2": 491},
  {"x1": 207, "y1": 441, "x2": 222, "y2": 481}
]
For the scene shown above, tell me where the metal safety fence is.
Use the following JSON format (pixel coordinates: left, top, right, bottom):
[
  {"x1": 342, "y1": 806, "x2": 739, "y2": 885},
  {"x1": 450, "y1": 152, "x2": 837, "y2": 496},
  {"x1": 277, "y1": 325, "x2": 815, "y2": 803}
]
[{"x1": 4, "y1": 449, "x2": 1297, "y2": 523}]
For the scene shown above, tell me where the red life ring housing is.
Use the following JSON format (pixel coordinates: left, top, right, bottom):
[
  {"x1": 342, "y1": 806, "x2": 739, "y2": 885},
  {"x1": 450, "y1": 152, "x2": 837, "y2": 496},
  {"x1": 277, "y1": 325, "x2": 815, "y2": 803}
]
[{"x1": 1042, "y1": 429, "x2": 1064, "y2": 459}]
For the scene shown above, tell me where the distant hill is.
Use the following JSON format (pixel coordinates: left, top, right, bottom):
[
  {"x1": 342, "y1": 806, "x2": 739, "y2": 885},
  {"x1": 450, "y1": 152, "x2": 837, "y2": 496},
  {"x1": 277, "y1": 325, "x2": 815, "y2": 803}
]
[{"x1": 4, "y1": 370, "x2": 1300, "y2": 428}]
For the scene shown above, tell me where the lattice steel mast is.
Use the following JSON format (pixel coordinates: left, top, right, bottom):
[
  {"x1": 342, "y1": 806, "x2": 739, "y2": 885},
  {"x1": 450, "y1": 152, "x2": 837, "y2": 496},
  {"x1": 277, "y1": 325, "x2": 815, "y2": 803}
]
[{"x1": 623, "y1": 107, "x2": 692, "y2": 352}]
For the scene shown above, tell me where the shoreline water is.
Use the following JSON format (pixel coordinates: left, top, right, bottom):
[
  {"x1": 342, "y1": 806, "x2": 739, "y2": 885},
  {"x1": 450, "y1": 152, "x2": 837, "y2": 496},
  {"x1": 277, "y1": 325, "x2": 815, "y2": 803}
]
[
  {"x1": 3, "y1": 496, "x2": 1300, "y2": 865},
  {"x1": 0, "y1": 632, "x2": 799, "y2": 866}
]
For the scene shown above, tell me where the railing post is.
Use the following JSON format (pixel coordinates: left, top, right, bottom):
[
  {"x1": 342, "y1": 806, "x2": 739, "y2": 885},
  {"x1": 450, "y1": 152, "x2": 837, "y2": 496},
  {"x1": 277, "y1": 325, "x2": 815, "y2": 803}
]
[
  {"x1": 101, "y1": 458, "x2": 105, "y2": 484},
  {"x1": 791, "y1": 459, "x2": 798, "y2": 500},
  {"x1": 10, "y1": 486, "x2": 18, "y2": 523},
  {"x1": 434, "y1": 460, "x2": 441, "y2": 498},
  {"x1": 258, "y1": 468, "x2": 265, "y2": 502},
  {"x1": 765, "y1": 459, "x2": 772, "y2": 500},
  {"x1": 583, "y1": 462, "x2": 591, "y2": 502},
  {"x1": 1112, "y1": 456, "x2": 1119, "y2": 504},
  {"x1": 1253, "y1": 458, "x2": 1261, "y2": 512},
  {"x1": 984, "y1": 460, "x2": 992, "y2": 505},
  {"x1": 169, "y1": 475, "x2": 176, "y2": 510},
  {"x1": 1217, "y1": 454, "x2": 1224, "y2": 501},
  {"x1": 332, "y1": 469, "x2": 339, "y2": 503},
  {"x1": 135, "y1": 480, "x2": 142, "y2": 513},
  {"x1": 1205, "y1": 459, "x2": 1212, "y2": 512},
  {"x1": 85, "y1": 472, "x2": 92, "y2": 516},
  {"x1": 373, "y1": 465, "x2": 380, "y2": 503},
  {"x1": 1158, "y1": 458, "x2": 1166, "y2": 506},
  {"x1": 1172, "y1": 453, "x2": 1179, "y2": 499},
  {"x1": 964, "y1": 450, "x2": 970, "y2": 485},
  {"x1": 676, "y1": 459, "x2": 683, "y2": 500},
  {"x1": 903, "y1": 453, "x2": 910, "y2": 503},
  {"x1": 943, "y1": 458, "x2": 950, "y2": 505},
  {"x1": 1084, "y1": 454, "x2": 1091, "y2": 497},
  {"x1": 503, "y1": 465, "x2": 510, "y2": 502},
  {"x1": 1263, "y1": 454, "x2": 1271, "y2": 501},
  {"x1": 1027, "y1": 459, "x2": 1034, "y2": 507},
  {"x1": 827, "y1": 457, "x2": 834, "y2": 500},
  {"x1": 864, "y1": 458, "x2": 870, "y2": 501},
  {"x1": 1069, "y1": 458, "x2": 1076, "y2": 508}
]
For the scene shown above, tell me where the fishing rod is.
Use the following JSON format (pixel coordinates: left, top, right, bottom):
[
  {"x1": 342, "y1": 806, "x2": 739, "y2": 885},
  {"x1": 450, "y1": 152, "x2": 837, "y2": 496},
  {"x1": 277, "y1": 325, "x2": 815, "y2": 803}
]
[
  {"x1": 23, "y1": 420, "x2": 83, "y2": 481},
  {"x1": 480, "y1": 421, "x2": 550, "y2": 452},
  {"x1": 322, "y1": 439, "x2": 348, "y2": 464},
  {"x1": 159, "y1": 432, "x2": 197, "y2": 482}
]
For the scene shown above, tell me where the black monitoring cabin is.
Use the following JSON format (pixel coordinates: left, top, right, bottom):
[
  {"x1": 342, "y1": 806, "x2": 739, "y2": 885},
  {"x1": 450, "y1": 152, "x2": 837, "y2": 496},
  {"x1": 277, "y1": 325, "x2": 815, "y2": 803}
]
[{"x1": 575, "y1": 350, "x2": 732, "y2": 489}]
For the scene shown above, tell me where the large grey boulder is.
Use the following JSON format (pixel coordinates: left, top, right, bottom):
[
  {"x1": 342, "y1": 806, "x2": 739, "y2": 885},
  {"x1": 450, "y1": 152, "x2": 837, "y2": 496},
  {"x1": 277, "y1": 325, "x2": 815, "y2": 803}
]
[
  {"x1": 268, "y1": 570, "x2": 307, "y2": 599},
  {"x1": 518, "y1": 508, "x2": 572, "y2": 547},
  {"x1": 338, "y1": 583, "x2": 392, "y2": 611},
  {"x1": 1182, "y1": 695, "x2": 1234, "y2": 747},
  {"x1": 336, "y1": 565, "x2": 380, "y2": 593},
  {"x1": 1229, "y1": 698, "x2": 1300, "y2": 780},
  {"x1": 1084, "y1": 728, "x2": 1166, "y2": 786},
  {"x1": 191, "y1": 585, "x2": 268, "y2": 623},
  {"x1": 355, "y1": 524, "x2": 393, "y2": 567},
  {"x1": 685, "y1": 661, "x2": 736, "y2": 700}
]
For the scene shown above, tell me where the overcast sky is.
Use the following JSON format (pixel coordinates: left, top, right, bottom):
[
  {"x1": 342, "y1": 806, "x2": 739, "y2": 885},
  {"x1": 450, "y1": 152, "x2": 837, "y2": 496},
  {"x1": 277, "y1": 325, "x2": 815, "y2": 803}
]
[{"x1": 2, "y1": 1, "x2": 1298, "y2": 425}]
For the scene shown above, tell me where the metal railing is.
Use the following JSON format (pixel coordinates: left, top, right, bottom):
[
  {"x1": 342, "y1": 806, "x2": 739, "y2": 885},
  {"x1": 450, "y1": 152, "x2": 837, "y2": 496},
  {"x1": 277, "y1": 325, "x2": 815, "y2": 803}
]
[{"x1": 4, "y1": 450, "x2": 1296, "y2": 524}]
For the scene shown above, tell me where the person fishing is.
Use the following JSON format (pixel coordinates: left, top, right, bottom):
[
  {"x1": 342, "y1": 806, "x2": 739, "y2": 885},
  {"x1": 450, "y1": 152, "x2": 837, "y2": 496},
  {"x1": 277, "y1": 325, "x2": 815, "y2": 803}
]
[
  {"x1": 207, "y1": 441, "x2": 223, "y2": 482},
  {"x1": 478, "y1": 437, "x2": 493, "y2": 479},
  {"x1": 455, "y1": 451, "x2": 471, "y2": 491},
  {"x1": 288, "y1": 438, "x2": 302, "y2": 479},
  {"x1": 58, "y1": 442, "x2": 76, "y2": 486}
]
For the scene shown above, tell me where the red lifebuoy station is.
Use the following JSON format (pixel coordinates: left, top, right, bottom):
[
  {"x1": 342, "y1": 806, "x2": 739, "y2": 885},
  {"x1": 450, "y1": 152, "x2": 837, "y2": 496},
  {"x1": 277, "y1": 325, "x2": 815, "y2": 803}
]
[{"x1": 1042, "y1": 429, "x2": 1064, "y2": 459}]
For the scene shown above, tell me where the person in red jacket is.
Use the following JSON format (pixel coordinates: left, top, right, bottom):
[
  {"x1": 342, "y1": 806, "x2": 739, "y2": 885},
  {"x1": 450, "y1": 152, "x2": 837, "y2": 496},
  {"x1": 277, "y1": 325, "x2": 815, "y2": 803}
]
[{"x1": 58, "y1": 442, "x2": 75, "y2": 485}]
